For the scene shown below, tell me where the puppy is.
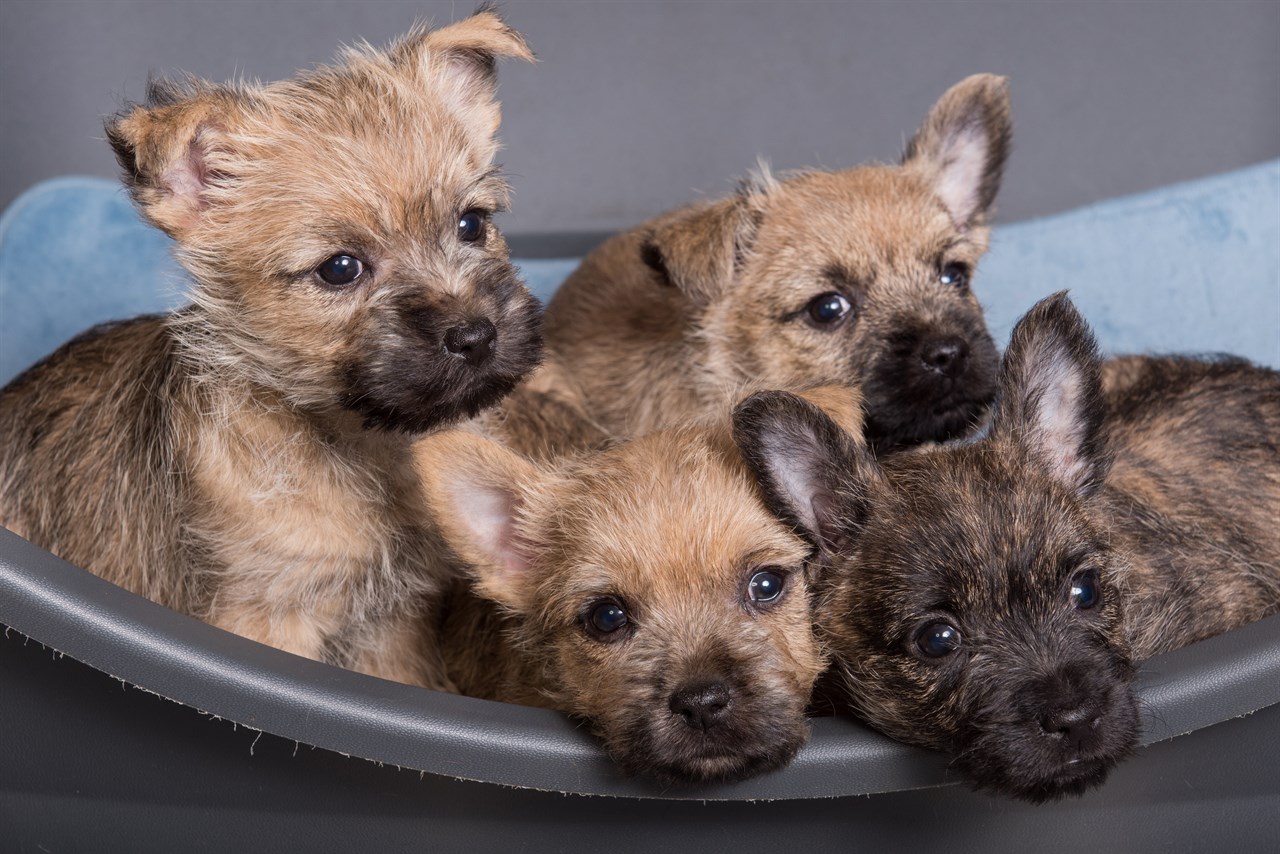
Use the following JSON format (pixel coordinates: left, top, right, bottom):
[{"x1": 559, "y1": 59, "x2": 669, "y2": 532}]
[
  {"x1": 415, "y1": 387, "x2": 862, "y2": 783},
  {"x1": 732, "y1": 294, "x2": 1280, "y2": 801},
  {"x1": 545, "y1": 74, "x2": 1010, "y2": 453},
  {"x1": 0, "y1": 13, "x2": 539, "y2": 688}
]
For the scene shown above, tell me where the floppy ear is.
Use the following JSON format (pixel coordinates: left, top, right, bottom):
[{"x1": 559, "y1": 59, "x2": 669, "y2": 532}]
[
  {"x1": 639, "y1": 182, "x2": 766, "y2": 306},
  {"x1": 902, "y1": 73, "x2": 1011, "y2": 231},
  {"x1": 732, "y1": 390, "x2": 878, "y2": 556},
  {"x1": 992, "y1": 292, "x2": 1109, "y2": 496},
  {"x1": 391, "y1": 9, "x2": 535, "y2": 146},
  {"x1": 105, "y1": 76, "x2": 248, "y2": 239},
  {"x1": 415, "y1": 429, "x2": 546, "y2": 612}
]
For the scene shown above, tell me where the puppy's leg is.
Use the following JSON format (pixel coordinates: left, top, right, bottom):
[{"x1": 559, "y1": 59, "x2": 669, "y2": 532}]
[
  {"x1": 350, "y1": 613, "x2": 457, "y2": 692},
  {"x1": 209, "y1": 603, "x2": 338, "y2": 663}
]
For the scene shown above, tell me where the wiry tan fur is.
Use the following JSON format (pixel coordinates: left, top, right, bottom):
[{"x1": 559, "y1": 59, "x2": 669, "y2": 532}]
[
  {"x1": 417, "y1": 386, "x2": 863, "y2": 783},
  {"x1": 0, "y1": 12, "x2": 539, "y2": 688},
  {"x1": 544, "y1": 75, "x2": 1010, "y2": 452}
]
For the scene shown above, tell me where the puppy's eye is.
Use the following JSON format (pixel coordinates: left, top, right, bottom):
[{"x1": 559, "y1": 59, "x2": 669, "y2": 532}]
[
  {"x1": 316, "y1": 254, "x2": 365, "y2": 287},
  {"x1": 915, "y1": 622, "x2": 962, "y2": 658},
  {"x1": 585, "y1": 600, "x2": 630, "y2": 641},
  {"x1": 458, "y1": 210, "x2": 487, "y2": 243},
  {"x1": 747, "y1": 568, "x2": 787, "y2": 605},
  {"x1": 1070, "y1": 570, "x2": 1101, "y2": 610},
  {"x1": 806, "y1": 292, "x2": 852, "y2": 327},
  {"x1": 939, "y1": 262, "x2": 970, "y2": 291}
]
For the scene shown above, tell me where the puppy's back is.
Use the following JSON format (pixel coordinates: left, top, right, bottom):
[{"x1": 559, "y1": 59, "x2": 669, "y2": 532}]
[
  {"x1": 0, "y1": 314, "x2": 199, "y2": 610},
  {"x1": 1103, "y1": 355, "x2": 1280, "y2": 655},
  {"x1": 545, "y1": 224, "x2": 703, "y2": 436}
]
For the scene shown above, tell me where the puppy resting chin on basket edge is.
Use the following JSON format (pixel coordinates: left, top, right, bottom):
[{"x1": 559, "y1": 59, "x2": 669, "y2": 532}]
[
  {"x1": 733, "y1": 293, "x2": 1280, "y2": 802},
  {"x1": 417, "y1": 387, "x2": 865, "y2": 784}
]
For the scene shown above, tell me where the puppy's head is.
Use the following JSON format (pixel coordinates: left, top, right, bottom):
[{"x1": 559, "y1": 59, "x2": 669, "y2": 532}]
[
  {"x1": 643, "y1": 74, "x2": 1009, "y2": 452},
  {"x1": 415, "y1": 401, "x2": 853, "y2": 784},
  {"x1": 735, "y1": 296, "x2": 1141, "y2": 802},
  {"x1": 106, "y1": 12, "x2": 541, "y2": 431}
]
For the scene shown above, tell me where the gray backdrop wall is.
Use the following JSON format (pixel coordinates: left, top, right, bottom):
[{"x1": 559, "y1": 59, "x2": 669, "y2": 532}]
[{"x1": 3, "y1": 0, "x2": 1278, "y2": 236}]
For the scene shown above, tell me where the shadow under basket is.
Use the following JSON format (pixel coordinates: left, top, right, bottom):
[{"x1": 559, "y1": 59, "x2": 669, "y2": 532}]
[{"x1": 2, "y1": 526, "x2": 1279, "y2": 852}]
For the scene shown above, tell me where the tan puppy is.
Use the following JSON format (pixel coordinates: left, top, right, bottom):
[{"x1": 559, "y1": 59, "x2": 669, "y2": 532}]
[
  {"x1": 0, "y1": 13, "x2": 538, "y2": 688},
  {"x1": 546, "y1": 74, "x2": 1011, "y2": 453},
  {"x1": 418, "y1": 387, "x2": 862, "y2": 783}
]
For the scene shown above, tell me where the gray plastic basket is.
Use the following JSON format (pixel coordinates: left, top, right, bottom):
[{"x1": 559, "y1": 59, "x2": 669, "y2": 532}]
[{"x1": 3, "y1": 526, "x2": 1279, "y2": 852}]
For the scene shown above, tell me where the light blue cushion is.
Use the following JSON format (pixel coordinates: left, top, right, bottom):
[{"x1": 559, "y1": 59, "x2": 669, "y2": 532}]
[
  {"x1": 0, "y1": 177, "x2": 183, "y2": 386},
  {"x1": 978, "y1": 160, "x2": 1279, "y2": 367},
  {"x1": 2, "y1": 163, "x2": 1277, "y2": 387}
]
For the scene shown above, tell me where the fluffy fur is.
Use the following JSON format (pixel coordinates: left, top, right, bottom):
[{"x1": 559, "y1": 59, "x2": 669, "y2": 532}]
[
  {"x1": 0, "y1": 12, "x2": 539, "y2": 688},
  {"x1": 733, "y1": 294, "x2": 1280, "y2": 801},
  {"x1": 416, "y1": 387, "x2": 863, "y2": 783},
  {"x1": 545, "y1": 74, "x2": 1010, "y2": 452}
]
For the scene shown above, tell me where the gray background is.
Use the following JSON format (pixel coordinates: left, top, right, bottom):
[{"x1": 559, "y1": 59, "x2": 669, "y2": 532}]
[{"x1": 2, "y1": 0, "x2": 1277, "y2": 236}]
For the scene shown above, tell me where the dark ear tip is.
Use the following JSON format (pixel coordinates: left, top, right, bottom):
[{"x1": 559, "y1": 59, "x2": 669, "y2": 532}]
[
  {"x1": 732, "y1": 391, "x2": 804, "y2": 450},
  {"x1": 972, "y1": 72, "x2": 1010, "y2": 93},
  {"x1": 731, "y1": 391, "x2": 774, "y2": 435},
  {"x1": 732, "y1": 389, "x2": 801, "y2": 423},
  {"x1": 956, "y1": 73, "x2": 1011, "y2": 110},
  {"x1": 1029, "y1": 290, "x2": 1085, "y2": 329},
  {"x1": 1007, "y1": 291, "x2": 1101, "y2": 370},
  {"x1": 639, "y1": 237, "x2": 669, "y2": 282},
  {"x1": 732, "y1": 390, "x2": 854, "y2": 461},
  {"x1": 470, "y1": 1, "x2": 514, "y2": 32}
]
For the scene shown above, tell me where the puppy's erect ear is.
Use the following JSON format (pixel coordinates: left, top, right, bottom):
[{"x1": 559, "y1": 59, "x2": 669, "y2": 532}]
[
  {"x1": 732, "y1": 389, "x2": 878, "y2": 556},
  {"x1": 106, "y1": 76, "x2": 248, "y2": 239},
  {"x1": 639, "y1": 181, "x2": 768, "y2": 306},
  {"x1": 392, "y1": 9, "x2": 534, "y2": 146},
  {"x1": 415, "y1": 429, "x2": 546, "y2": 612},
  {"x1": 902, "y1": 73, "x2": 1011, "y2": 231},
  {"x1": 992, "y1": 292, "x2": 1109, "y2": 496}
]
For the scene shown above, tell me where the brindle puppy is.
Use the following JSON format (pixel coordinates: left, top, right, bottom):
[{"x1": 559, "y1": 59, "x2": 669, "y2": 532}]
[
  {"x1": 733, "y1": 294, "x2": 1280, "y2": 801},
  {"x1": 417, "y1": 387, "x2": 863, "y2": 783},
  {"x1": 0, "y1": 13, "x2": 539, "y2": 688},
  {"x1": 545, "y1": 74, "x2": 1010, "y2": 453}
]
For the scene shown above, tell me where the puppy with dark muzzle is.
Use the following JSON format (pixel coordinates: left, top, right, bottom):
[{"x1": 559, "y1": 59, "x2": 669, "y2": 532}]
[
  {"x1": 732, "y1": 294, "x2": 1280, "y2": 801},
  {"x1": 0, "y1": 13, "x2": 539, "y2": 688},
  {"x1": 414, "y1": 387, "x2": 862, "y2": 783},
  {"x1": 544, "y1": 74, "x2": 1009, "y2": 453}
]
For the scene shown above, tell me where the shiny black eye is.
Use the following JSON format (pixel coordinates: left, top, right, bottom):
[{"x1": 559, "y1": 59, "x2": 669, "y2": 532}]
[
  {"x1": 586, "y1": 600, "x2": 629, "y2": 640},
  {"x1": 458, "y1": 210, "x2": 487, "y2": 243},
  {"x1": 915, "y1": 622, "x2": 962, "y2": 658},
  {"x1": 747, "y1": 569, "x2": 786, "y2": 605},
  {"x1": 316, "y1": 254, "x2": 364, "y2": 287},
  {"x1": 939, "y1": 262, "x2": 970, "y2": 291},
  {"x1": 806, "y1": 292, "x2": 852, "y2": 326},
  {"x1": 1070, "y1": 570, "x2": 1101, "y2": 610}
]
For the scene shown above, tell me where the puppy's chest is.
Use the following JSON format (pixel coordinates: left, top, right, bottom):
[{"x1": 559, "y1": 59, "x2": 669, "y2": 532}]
[{"x1": 190, "y1": 427, "x2": 435, "y2": 589}]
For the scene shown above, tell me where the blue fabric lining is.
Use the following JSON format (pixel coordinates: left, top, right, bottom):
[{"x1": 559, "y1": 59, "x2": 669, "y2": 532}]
[{"x1": 2, "y1": 163, "x2": 1276, "y2": 387}]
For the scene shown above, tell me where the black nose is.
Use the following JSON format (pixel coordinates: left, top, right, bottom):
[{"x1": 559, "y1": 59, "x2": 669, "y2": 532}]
[
  {"x1": 921, "y1": 337, "x2": 969, "y2": 378},
  {"x1": 443, "y1": 318, "x2": 497, "y2": 366},
  {"x1": 669, "y1": 681, "x2": 732, "y2": 731},
  {"x1": 1041, "y1": 704, "x2": 1102, "y2": 751}
]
